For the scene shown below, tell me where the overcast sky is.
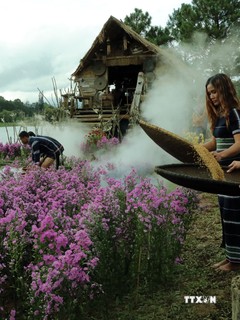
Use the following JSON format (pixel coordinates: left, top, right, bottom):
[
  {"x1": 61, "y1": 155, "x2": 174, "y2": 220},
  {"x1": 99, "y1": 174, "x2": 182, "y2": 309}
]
[{"x1": 0, "y1": 0, "x2": 191, "y2": 104}]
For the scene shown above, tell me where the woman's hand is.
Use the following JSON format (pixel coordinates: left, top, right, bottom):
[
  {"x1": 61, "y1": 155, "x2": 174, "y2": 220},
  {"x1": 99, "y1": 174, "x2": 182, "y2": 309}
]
[
  {"x1": 227, "y1": 161, "x2": 240, "y2": 173},
  {"x1": 211, "y1": 151, "x2": 223, "y2": 162}
]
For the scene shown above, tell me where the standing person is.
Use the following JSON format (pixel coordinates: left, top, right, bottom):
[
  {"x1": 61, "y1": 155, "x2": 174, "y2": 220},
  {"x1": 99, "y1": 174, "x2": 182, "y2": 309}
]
[
  {"x1": 203, "y1": 73, "x2": 240, "y2": 271},
  {"x1": 19, "y1": 131, "x2": 64, "y2": 169}
]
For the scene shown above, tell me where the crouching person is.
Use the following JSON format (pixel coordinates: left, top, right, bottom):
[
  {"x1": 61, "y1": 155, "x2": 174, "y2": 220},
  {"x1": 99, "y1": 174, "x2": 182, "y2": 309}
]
[{"x1": 19, "y1": 131, "x2": 64, "y2": 169}]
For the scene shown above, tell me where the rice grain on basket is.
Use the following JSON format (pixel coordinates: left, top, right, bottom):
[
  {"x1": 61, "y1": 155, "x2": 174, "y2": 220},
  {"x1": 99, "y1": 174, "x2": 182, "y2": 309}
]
[
  {"x1": 192, "y1": 144, "x2": 225, "y2": 181},
  {"x1": 155, "y1": 124, "x2": 225, "y2": 181},
  {"x1": 139, "y1": 120, "x2": 225, "y2": 181}
]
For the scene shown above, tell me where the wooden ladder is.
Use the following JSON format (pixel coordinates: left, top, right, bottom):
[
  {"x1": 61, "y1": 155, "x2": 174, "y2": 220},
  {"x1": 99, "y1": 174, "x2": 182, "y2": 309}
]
[{"x1": 129, "y1": 72, "x2": 145, "y2": 121}]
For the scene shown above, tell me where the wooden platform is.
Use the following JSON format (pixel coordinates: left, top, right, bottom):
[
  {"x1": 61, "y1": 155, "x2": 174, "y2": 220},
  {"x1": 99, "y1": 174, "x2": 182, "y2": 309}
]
[{"x1": 71, "y1": 105, "x2": 130, "y2": 124}]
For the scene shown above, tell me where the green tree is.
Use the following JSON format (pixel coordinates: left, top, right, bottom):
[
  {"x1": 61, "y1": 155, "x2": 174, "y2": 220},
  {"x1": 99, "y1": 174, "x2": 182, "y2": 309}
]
[
  {"x1": 0, "y1": 96, "x2": 36, "y2": 121},
  {"x1": 124, "y1": 8, "x2": 152, "y2": 37},
  {"x1": 166, "y1": 4, "x2": 199, "y2": 43},
  {"x1": 124, "y1": 8, "x2": 171, "y2": 45},
  {"x1": 146, "y1": 25, "x2": 173, "y2": 46},
  {"x1": 123, "y1": 3, "x2": 240, "y2": 81},
  {"x1": 165, "y1": 0, "x2": 240, "y2": 76},
  {"x1": 44, "y1": 105, "x2": 58, "y2": 122},
  {"x1": 0, "y1": 110, "x2": 15, "y2": 123},
  {"x1": 166, "y1": 0, "x2": 240, "y2": 43}
]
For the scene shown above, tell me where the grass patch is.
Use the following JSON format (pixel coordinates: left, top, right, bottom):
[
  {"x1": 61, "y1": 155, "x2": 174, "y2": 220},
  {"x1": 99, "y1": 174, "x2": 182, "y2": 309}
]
[{"x1": 0, "y1": 122, "x2": 17, "y2": 127}]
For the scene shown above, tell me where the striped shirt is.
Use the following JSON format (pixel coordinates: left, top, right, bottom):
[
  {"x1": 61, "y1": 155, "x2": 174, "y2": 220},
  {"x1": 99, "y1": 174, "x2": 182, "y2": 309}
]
[
  {"x1": 29, "y1": 135, "x2": 64, "y2": 163},
  {"x1": 214, "y1": 108, "x2": 240, "y2": 166}
]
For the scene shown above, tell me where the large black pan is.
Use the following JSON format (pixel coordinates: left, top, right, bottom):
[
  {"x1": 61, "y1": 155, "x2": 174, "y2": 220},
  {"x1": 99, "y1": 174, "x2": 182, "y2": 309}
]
[{"x1": 155, "y1": 164, "x2": 240, "y2": 196}]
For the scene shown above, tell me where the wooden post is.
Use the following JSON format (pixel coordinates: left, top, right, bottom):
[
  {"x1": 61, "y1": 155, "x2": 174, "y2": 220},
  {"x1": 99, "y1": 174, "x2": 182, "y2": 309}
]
[
  {"x1": 123, "y1": 35, "x2": 128, "y2": 51},
  {"x1": 232, "y1": 275, "x2": 240, "y2": 320},
  {"x1": 107, "y1": 38, "x2": 111, "y2": 55},
  {"x1": 130, "y1": 72, "x2": 144, "y2": 118}
]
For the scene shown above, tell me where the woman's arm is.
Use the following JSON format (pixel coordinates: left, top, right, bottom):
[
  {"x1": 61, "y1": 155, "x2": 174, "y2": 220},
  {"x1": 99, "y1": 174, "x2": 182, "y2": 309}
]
[
  {"x1": 203, "y1": 137, "x2": 216, "y2": 151},
  {"x1": 212, "y1": 133, "x2": 240, "y2": 162}
]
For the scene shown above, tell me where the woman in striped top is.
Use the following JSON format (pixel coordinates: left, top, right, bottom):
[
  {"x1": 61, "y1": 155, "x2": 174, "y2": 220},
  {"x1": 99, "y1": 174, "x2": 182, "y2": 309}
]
[{"x1": 203, "y1": 73, "x2": 240, "y2": 271}]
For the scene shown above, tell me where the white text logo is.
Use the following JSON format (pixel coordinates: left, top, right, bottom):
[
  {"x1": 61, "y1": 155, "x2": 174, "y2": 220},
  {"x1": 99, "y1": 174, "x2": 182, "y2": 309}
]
[{"x1": 184, "y1": 296, "x2": 216, "y2": 304}]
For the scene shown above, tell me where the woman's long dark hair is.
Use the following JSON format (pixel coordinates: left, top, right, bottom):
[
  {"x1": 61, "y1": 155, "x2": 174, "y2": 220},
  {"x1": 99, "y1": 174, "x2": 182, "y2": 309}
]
[{"x1": 205, "y1": 73, "x2": 240, "y2": 131}]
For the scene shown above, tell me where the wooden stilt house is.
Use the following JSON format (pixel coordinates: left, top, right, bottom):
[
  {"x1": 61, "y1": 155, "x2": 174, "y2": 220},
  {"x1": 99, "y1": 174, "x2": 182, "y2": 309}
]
[{"x1": 63, "y1": 15, "x2": 163, "y2": 136}]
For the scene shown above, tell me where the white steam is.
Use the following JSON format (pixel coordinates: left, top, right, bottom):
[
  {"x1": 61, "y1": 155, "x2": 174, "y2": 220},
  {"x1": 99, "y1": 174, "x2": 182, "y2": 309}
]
[{"x1": 95, "y1": 32, "x2": 239, "y2": 174}]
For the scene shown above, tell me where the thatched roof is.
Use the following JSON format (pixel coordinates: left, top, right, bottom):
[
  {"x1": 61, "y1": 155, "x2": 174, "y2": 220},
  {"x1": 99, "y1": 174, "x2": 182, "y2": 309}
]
[{"x1": 71, "y1": 15, "x2": 161, "y2": 77}]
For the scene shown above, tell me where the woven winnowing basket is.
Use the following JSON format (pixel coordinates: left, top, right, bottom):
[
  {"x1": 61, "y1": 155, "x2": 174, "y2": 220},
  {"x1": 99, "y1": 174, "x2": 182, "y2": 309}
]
[
  {"x1": 139, "y1": 119, "x2": 197, "y2": 163},
  {"x1": 139, "y1": 119, "x2": 225, "y2": 181}
]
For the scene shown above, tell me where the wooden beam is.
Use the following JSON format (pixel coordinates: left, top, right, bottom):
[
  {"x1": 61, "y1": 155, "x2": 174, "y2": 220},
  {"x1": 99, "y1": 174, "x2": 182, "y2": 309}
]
[
  {"x1": 107, "y1": 38, "x2": 111, "y2": 55},
  {"x1": 123, "y1": 35, "x2": 128, "y2": 51}
]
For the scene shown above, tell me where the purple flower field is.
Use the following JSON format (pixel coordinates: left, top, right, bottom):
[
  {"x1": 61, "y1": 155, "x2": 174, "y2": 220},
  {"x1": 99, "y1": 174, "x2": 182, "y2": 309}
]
[
  {"x1": 0, "y1": 144, "x2": 198, "y2": 319},
  {"x1": 0, "y1": 143, "x2": 22, "y2": 160}
]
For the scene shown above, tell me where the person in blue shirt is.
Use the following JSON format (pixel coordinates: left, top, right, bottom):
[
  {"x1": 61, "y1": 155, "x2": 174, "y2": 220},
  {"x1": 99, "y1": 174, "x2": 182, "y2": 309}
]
[{"x1": 19, "y1": 131, "x2": 64, "y2": 169}]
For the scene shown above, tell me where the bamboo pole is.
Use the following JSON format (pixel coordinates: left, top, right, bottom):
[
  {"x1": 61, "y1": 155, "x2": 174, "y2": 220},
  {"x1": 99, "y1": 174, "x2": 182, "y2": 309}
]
[
  {"x1": 4, "y1": 126, "x2": 11, "y2": 144},
  {"x1": 232, "y1": 275, "x2": 240, "y2": 320},
  {"x1": 37, "y1": 88, "x2": 52, "y2": 106}
]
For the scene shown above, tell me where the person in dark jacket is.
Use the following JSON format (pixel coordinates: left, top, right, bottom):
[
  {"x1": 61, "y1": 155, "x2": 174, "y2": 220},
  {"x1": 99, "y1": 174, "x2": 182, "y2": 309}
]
[{"x1": 19, "y1": 131, "x2": 64, "y2": 169}]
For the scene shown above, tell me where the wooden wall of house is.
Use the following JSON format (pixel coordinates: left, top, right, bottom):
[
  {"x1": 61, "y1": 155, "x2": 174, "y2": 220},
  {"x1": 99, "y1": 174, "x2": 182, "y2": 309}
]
[{"x1": 75, "y1": 61, "x2": 108, "y2": 107}]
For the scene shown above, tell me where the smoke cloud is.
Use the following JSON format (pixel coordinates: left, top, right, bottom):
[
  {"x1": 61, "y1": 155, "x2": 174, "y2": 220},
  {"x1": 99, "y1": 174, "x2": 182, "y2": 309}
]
[{"x1": 95, "y1": 31, "x2": 239, "y2": 175}]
